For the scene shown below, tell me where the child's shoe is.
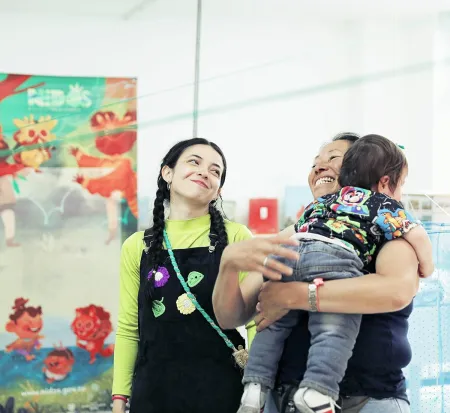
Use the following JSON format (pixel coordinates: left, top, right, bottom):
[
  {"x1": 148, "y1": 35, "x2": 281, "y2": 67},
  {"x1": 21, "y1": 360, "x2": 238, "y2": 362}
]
[
  {"x1": 237, "y1": 383, "x2": 267, "y2": 413},
  {"x1": 293, "y1": 387, "x2": 341, "y2": 413}
]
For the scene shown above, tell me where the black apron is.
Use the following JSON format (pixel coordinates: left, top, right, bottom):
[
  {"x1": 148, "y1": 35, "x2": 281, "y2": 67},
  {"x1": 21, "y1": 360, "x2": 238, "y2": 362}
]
[{"x1": 130, "y1": 230, "x2": 245, "y2": 413}]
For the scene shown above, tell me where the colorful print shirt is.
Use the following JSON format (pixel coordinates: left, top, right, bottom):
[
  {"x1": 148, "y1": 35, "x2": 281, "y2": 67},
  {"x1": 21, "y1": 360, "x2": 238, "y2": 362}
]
[{"x1": 294, "y1": 186, "x2": 419, "y2": 265}]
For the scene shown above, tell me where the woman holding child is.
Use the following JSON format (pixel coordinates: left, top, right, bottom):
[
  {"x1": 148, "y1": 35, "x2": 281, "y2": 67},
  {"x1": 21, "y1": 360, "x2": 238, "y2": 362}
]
[{"x1": 213, "y1": 132, "x2": 433, "y2": 413}]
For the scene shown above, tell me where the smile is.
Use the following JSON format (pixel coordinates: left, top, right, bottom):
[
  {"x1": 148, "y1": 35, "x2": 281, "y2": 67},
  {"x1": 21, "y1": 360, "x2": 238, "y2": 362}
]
[
  {"x1": 29, "y1": 327, "x2": 41, "y2": 332},
  {"x1": 315, "y1": 177, "x2": 335, "y2": 187},
  {"x1": 191, "y1": 180, "x2": 209, "y2": 189}
]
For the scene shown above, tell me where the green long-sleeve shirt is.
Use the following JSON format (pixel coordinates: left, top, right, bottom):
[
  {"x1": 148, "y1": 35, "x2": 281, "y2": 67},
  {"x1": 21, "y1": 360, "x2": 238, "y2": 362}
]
[{"x1": 112, "y1": 214, "x2": 256, "y2": 396}]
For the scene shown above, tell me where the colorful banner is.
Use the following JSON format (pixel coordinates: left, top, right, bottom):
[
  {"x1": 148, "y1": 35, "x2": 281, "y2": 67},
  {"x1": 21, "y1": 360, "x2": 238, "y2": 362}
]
[{"x1": 0, "y1": 74, "x2": 137, "y2": 412}]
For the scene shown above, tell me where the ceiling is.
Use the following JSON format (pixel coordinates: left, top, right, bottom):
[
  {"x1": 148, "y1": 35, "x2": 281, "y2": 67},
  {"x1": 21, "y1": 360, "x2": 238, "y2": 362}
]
[
  {"x1": 1, "y1": 0, "x2": 450, "y2": 20},
  {"x1": 0, "y1": 0, "x2": 159, "y2": 19}
]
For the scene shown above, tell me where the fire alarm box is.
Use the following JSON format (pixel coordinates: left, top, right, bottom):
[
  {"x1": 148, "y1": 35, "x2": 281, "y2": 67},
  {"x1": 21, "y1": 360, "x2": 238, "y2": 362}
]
[{"x1": 248, "y1": 198, "x2": 278, "y2": 234}]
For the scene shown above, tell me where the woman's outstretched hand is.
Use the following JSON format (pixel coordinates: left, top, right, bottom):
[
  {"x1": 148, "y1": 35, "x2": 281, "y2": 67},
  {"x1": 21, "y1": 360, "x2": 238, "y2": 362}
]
[{"x1": 220, "y1": 235, "x2": 300, "y2": 281}]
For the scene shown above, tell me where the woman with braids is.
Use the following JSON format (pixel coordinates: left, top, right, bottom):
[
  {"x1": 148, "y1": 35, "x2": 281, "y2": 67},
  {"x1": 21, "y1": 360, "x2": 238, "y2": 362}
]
[{"x1": 111, "y1": 137, "x2": 301, "y2": 413}]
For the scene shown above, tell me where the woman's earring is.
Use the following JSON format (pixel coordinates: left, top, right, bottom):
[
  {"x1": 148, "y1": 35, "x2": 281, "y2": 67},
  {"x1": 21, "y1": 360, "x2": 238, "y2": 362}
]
[{"x1": 167, "y1": 182, "x2": 171, "y2": 191}]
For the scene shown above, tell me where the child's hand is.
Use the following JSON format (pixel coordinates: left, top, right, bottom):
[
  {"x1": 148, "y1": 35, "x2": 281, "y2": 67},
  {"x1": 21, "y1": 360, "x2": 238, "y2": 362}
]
[{"x1": 419, "y1": 260, "x2": 435, "y2": 278}]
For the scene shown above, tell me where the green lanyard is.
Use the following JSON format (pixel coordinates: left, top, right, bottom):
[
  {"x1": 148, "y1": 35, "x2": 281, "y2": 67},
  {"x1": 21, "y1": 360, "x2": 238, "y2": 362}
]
[
  {"x1": 163, "y1": 229, "x2": 236, "y2": 349},
  {"x1": 162, "y1": 229, "x2": 248, "y2": 368}
]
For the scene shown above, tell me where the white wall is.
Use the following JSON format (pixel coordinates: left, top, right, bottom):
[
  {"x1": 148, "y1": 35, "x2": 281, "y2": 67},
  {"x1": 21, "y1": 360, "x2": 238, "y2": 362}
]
[
  {"x1": 0, "y1": 6, "x2": 446, "y2": 225},
  {"x1": 433, "y1": 13, "x2": 450, "y2": 195},
  {"x1": 356, "y1": 19, "x2": 436, "y2": 195},
  {"x1": 197, "y1": 7, "x2": 441, "y2": 221}
]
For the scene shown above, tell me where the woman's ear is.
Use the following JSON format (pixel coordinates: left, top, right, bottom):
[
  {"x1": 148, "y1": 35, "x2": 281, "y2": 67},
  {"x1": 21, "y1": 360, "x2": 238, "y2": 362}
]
[{"x1": 161, "y1": 165, "x2": 173, "y2": 185}]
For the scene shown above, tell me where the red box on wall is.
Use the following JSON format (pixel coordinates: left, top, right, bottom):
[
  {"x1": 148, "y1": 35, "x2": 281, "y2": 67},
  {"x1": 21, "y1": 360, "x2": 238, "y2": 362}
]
[{"x1": 248, "y1": 198, "x2": 279, "y2": 234}]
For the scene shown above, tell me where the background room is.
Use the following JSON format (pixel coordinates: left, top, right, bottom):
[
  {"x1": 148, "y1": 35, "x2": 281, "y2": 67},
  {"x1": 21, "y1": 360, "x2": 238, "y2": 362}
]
[{"x1": 0, "y1": 1, "x2": 450, "y2": 412}]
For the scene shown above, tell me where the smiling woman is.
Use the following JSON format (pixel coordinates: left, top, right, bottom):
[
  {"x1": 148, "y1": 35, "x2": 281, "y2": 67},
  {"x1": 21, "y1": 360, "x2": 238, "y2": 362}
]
[
  {"x1": 213, "y1": 132, "x2": 425, "y2": 413},
  {"x1": 277, "y1": 133, "x2": 360, "y2": 239},
  {"x1": 161, "y1": 144, "x2": 226, "y2": 216},
  {"x1": 309, "y1": 134, "x2": 358, "y2": 199},
  {"x1": 111, "y1": 138, "x2": 281, "y2": 413}
]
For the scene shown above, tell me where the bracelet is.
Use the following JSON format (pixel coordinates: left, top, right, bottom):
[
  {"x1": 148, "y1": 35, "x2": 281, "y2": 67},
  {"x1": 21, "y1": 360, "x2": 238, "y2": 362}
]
[
  {"x1": 112, "y1": 395, "x2": 128, "y2": 403},
  {"x1": 308, "y1": 278, "x2": 324, "y2": 312}
]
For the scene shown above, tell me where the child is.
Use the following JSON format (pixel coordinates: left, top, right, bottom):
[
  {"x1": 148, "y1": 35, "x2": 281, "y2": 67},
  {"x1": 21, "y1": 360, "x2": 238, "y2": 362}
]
[{"x1": 238, "y1": 134, "x2": 434, "y2": 413}]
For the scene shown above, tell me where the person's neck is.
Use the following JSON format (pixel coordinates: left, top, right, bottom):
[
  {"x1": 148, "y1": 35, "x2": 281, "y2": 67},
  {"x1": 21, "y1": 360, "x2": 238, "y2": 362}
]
[{"x1": 168, "y1": 198, "x2": 209, "y2": 221}]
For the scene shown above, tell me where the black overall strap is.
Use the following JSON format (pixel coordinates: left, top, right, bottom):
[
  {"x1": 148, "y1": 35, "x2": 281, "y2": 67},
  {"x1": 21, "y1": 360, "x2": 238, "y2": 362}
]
[{"x1": 143, "y1": 228, "x2": 154, "y2": 252}]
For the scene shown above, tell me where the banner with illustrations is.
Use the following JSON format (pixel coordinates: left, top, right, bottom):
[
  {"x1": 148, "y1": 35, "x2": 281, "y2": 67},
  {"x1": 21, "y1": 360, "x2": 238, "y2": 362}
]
[{"x1": 0, "y1": 74, "x2": 137, "y2": 412}]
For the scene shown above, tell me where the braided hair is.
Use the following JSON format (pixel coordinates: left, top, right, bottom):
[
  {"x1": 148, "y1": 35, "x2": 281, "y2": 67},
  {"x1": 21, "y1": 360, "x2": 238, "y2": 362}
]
[{"x1": 144, "y1": 138, "x2": 228, "y2": 301}]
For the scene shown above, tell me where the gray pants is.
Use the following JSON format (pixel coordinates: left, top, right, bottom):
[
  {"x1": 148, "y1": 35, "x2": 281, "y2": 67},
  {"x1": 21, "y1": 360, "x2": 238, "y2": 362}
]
[
  {"x1": 265, "y1": 388, "x2": 410, "y2": 413},
  {"x1": 243, "y1": 240, "x2": 363, "y2": 400}
]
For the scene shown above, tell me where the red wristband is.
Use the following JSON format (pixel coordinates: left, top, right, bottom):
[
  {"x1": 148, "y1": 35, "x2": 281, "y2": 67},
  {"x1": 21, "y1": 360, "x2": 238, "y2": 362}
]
[
  {"x1": 112, "y1": 395, "x2": 128, "y2": 403},
  {"x1": 314, "y1": 278, "x2": 323, "y2": 311},
  {"x1": 309, "y1": 278, "x2": 323, "y2": 311}
]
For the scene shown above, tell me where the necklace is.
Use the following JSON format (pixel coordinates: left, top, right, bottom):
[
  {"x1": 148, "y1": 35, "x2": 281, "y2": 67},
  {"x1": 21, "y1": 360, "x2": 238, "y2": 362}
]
[{"x1": 162, "y1": 229, "x2": 248, "y2": 369}]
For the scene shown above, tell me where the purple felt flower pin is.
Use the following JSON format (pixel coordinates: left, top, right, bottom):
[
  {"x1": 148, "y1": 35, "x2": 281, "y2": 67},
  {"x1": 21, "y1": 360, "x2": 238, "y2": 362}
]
[{"x1": 149, "y1": 266, "x2": 170, "y2": 288}]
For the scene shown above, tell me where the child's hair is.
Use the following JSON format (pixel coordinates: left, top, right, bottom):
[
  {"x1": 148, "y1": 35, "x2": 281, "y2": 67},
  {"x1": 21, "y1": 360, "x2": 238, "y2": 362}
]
[
  {"x1": 145, "y1": 138, "x2": 228, "y2": 300},
  {"x1": 47, "y1": 347, "x2": 74, "y2": 360},
  {"x1": 9, "y1": 298, "x2": 42, "y2": 323},
  {"x1": 339, "y1": 134, "x2": 407, "y2": 192}
]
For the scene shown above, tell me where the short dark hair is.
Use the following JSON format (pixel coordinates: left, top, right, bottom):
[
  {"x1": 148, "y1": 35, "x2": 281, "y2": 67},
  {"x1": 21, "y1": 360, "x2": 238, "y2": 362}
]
[
  {"x1": 332, "y1": 132, "x2": 360, "y2": 144},
  {"x1": 338, "y1": 134, "x2": 407, "y2": 192}
]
